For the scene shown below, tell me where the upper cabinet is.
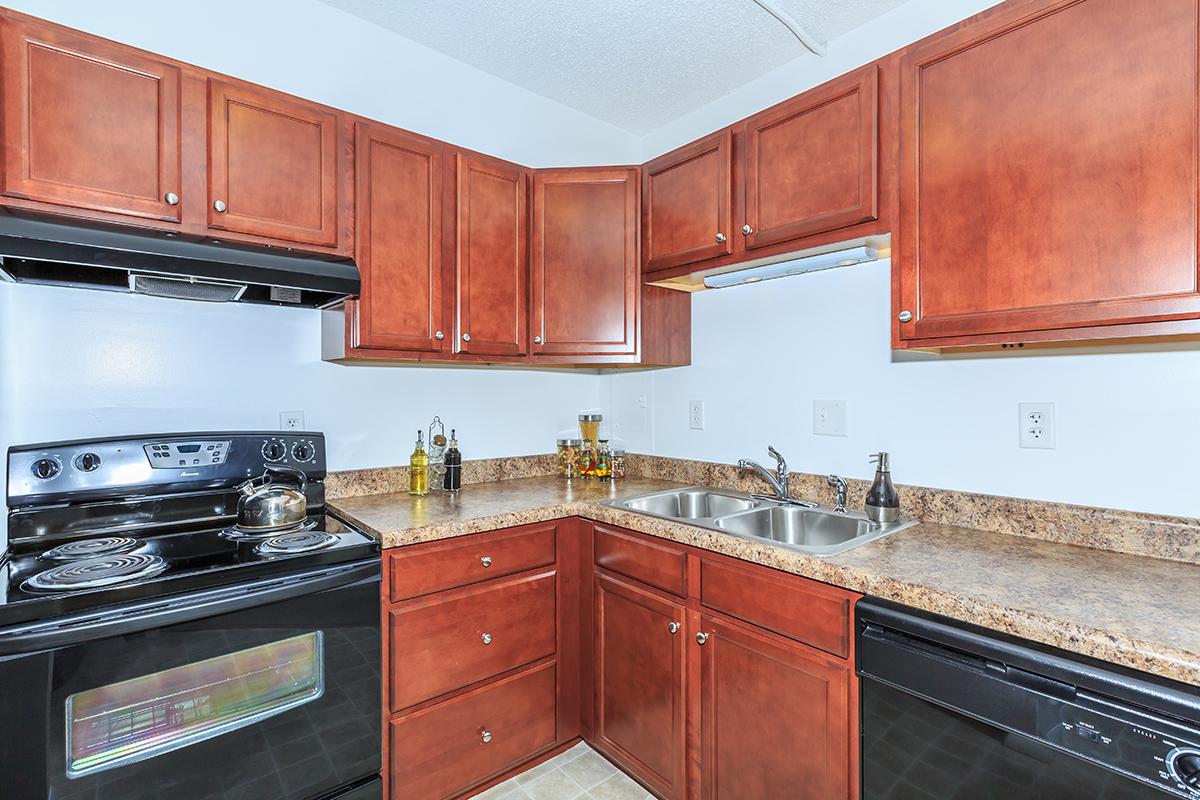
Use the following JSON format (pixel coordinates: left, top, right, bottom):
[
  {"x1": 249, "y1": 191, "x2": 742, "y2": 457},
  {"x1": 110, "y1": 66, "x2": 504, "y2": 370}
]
[
  {"x1": 454, "y1": 152, "x2": 529, "y2": 357},
  {"x1": 743, "y1": 64, "x2": 879, "y2": 251},
  {"x1": 0, "y1": 15, "x2": 182, "y2": 223},
  {"x1": 350, "y1": 121, "x2": 445, "y2": 353},
  {"x1": 531, "y1": 168, "x2": 641, "y2": 359},
  {"x1": 207, "y1": 79, "x2": 342, "y2": 248},
  {"x1": 895, "y1": 0, "x2": 1200, "y2": 348},
  {"x1": 642, "y1": 129, "x2": 733, "y2": 272}
]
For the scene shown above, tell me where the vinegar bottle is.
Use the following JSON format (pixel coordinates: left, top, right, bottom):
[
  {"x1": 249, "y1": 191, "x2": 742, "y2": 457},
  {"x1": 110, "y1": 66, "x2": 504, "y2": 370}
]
[{"x1": 408, "y1": 431, "x2": 429, "y2": 496}]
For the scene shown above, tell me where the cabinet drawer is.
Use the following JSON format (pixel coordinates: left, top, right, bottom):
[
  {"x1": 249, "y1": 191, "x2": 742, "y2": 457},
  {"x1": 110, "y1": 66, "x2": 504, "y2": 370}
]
[
  {"x1": 388, "y1": 523, "x2": 556, "y2": 602},
  {"x1": 594, "y1": 525, "x2": 687, "y2": 597},
  {"x1": 389, "y1": 661, "x2": 557, "y2": 800},
  {"x1": 389, "y1": 569, "x2": 556, "y2": 711},
  {"x1": 700, "y1": 557, "x2": 852, "y2": 658}
]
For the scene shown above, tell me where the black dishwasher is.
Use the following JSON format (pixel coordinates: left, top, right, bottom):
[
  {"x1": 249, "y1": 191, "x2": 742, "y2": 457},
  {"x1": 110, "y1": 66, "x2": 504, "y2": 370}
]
[{"x1": 857, "y1": 599, "x2": 1200, "y2": 799}]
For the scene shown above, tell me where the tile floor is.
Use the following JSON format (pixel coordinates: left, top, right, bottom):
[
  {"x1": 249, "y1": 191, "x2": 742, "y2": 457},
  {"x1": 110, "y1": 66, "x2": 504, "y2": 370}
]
[{"x1": 472, "y1": 742, "x2": 654, "y2": 800}]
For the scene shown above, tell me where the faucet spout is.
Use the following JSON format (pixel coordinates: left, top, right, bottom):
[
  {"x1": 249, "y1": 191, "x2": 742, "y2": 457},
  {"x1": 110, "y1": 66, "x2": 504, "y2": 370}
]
[{"x1": 737, "y1": 458, "x2": 788, "y2": 500}]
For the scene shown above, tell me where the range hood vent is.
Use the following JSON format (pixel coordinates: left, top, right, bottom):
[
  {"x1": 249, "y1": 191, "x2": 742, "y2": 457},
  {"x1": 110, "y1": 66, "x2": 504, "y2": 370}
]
[{"x1": 0, "y1": 212, "x2": 359, "y2": 308}]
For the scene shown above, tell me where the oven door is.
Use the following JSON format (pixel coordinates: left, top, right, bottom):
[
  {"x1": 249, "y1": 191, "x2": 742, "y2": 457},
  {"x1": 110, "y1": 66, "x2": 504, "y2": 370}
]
[{"x1": 0, "y1": 560, "x2": 380, "y2": 800}]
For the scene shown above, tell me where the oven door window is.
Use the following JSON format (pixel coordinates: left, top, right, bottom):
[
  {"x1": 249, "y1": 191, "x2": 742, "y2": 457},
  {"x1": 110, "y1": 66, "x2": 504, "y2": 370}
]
[{"x1": 67, "y1": 631, "x2": 324, "y2": 778}]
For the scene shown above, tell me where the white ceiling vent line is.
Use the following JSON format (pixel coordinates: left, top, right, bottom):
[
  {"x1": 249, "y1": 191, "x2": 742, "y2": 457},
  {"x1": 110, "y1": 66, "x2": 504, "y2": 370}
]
[{"x1": 751, "y1": 0, "x2": 827, "y2": 56}]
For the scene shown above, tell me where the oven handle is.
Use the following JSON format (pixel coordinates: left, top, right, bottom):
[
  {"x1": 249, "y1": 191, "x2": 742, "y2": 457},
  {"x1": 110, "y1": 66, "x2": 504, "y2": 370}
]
[{"x1": 0, "y1": 559, "x2": 380, "y2": 655}]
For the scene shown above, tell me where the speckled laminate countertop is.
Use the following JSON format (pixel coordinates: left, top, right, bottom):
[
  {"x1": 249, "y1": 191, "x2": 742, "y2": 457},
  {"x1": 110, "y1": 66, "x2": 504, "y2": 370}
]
[{"x1": 329, "y1": 476, "x2": 1200, "y2": 688}]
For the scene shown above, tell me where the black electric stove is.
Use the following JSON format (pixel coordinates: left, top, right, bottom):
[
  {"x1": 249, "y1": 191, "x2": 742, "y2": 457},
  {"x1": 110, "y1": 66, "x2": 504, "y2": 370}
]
[{"x1": 1, "y1": 432, "x2": 382, "y2": 800}]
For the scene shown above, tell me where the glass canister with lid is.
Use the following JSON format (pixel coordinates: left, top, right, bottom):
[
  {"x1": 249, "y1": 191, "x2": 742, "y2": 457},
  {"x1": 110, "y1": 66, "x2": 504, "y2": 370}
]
[
  {"x1": 556, "y1": 438, "x2": 582, "y2": 479},
  {"x1": 578, "y1": 414, "x2": 603, "y2": 478}
]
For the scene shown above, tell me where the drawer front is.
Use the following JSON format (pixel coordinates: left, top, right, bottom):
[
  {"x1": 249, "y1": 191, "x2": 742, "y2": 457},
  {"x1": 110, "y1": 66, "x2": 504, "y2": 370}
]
[
  {"x1": 593, "y1": 525, "x2": 687, "y2": 597},
  {"x1": 390, "y1": 661, "x2": 557, "y2": 800},
  {"x1": 388, "y1": 522, "x2": 556, "y2": 602},
  {"x1": 389, "y1": 569, "x2": 556, "y2": 711},
  {"x1": 700, "y1": 557, "x2": 852, "y2": 658}
]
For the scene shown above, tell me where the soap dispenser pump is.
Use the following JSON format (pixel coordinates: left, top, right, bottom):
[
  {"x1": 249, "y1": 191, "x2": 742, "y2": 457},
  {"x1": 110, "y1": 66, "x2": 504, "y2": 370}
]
[{"x1": 865, "y1": 452, "x2": 899, "y2": 524}]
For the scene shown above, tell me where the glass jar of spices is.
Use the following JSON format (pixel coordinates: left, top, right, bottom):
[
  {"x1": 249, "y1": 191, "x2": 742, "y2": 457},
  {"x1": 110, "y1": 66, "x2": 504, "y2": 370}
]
[
  {"x1": 611, "y1": 448, "x2": 626, "y2": 480},
  {"x1": 556, "y1": 438, "x2": 582, "y2": 479}
]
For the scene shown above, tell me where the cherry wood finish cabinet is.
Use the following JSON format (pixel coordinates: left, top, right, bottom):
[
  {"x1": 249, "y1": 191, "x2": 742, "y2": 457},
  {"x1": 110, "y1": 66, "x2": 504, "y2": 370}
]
[
  {"x1": 350, "y1": 121, "x2": 445, "y2": 353},
  {"x1": 207, "y1": 78, "x2": 341, "y2": 247},
  {"x1": 642, "y1": 130, "x2": 734, "y2": 272},
  {"x1": 895, "y1": 0, "x2": 1200, "y2": 348},
  {"x1": 0, "y1": 14, "x2": 183, "y2": 224},
  {"x1": 453, "y1": 152, "x2": 529, "y2": 357}
]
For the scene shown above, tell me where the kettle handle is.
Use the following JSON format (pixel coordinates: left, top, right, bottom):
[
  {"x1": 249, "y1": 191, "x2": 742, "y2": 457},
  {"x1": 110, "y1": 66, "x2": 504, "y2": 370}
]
[{"x1": 264, "y1": 465, "x2": 308, "y2": 495}]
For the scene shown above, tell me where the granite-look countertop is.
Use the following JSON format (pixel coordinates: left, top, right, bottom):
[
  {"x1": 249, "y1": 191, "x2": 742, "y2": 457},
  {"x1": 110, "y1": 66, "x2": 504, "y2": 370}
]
[{"x1": 329, "y1": 477, "x2": 1200, "y2": 688}]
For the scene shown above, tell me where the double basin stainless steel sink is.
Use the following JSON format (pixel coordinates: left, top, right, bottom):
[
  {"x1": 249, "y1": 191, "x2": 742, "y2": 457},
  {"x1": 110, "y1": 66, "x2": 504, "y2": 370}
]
[{"x1": 604, "y1": 487, "x2": 918, "y2": 556}]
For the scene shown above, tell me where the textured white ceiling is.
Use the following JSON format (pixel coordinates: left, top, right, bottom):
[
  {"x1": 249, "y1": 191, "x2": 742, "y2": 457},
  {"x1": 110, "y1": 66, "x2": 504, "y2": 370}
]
[{"x1": 317, "y1": 0, "x2": 907, "y2": 134}]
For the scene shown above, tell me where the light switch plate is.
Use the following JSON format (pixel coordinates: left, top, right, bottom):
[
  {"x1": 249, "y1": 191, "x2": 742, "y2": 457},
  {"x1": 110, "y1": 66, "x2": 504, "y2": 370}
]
[{"x1": 813, "y1": 399, "x2": 847, "y2": 436}]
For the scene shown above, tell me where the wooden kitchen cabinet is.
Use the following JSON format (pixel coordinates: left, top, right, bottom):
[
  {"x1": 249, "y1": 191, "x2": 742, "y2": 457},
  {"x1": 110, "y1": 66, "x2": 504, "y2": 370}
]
[
  {"x1": 207, "y1": 78, "x2": 342, "y2": 248},
  {"x1": 592, "y1": 570, "x2": 688, "y2": 800},
  {"x1": 742, "y1": 64, "x2": 879, "y2": 252},
  {"x1": 642, "y1": 129, "x2": 734, "y2": 272},
  {"x1": 895, "y1": 0, "x2": 1200, "y2": 348},
  {"x1": 453, "y1": 152, "x2": 529, "y2": 357},
  {"x1": 699, "y1": 613, "x2": 852, "y2": 800},
  {"x1": 531, "y1": 167, "x2": 640, "y2": 358},
  {"x1": 0, "y1": 14, "x2": 183, "y2": 223},
  {"x1": 350, "y1": 121, "x2": 446, "y2": 353}
]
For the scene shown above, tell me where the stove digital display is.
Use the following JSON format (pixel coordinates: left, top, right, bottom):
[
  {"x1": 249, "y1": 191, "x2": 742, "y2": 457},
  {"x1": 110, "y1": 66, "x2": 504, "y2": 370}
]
[
  {"x1": 144, "y1": 441, "x2": 230, "y2": 468},
  {"x1": 176, "y1": 444, "x2": 202, "y2": 454}
]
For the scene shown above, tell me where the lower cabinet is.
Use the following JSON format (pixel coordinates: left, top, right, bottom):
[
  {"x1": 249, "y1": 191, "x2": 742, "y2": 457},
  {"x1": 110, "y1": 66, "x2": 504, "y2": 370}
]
[{"x1": 592, "y1": 572, "x2": 688, "y2": 799}]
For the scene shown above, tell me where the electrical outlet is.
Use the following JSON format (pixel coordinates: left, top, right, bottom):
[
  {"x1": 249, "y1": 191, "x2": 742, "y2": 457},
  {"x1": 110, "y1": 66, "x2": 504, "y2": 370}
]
[
  {"x1": 280, "y1": 411, "x2": 305, "y2": 431},
  {"x1": 813, "y1": 399, "x2": 848, "y2": 436},
  {"x1": 1018, "y1": 402, "x2": 1055, "y2": 449},
  {"x1": 688, "y1": 400, "x2": 705, "y2": 430},
  {"x1": 637, "y1": 394, "x2": 648, "y2": 409}
]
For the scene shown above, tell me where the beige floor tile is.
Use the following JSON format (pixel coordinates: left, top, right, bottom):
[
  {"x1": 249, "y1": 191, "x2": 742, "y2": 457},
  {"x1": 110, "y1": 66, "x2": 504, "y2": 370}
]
[
  {"x1": 515, "y1": 756, "x2": 565, "y2": 785},
  {"x1": 472, "y1": 776, "x2": 527, "y2": 799},
  {"x1": 560, "y1": 750, "x2": 618, "y2": 790},
  {"x1": 522, "y1": 768, "x2": 587, "y2": 800},
  {"x1": 586, "y1": 771, "x2": 653, "y2": 800}
]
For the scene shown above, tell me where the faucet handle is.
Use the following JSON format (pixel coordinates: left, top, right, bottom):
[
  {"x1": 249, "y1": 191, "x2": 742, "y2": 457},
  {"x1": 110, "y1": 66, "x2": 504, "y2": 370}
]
[{"x1": 766, "y1": 445, "x2": 787, "y2": 476}]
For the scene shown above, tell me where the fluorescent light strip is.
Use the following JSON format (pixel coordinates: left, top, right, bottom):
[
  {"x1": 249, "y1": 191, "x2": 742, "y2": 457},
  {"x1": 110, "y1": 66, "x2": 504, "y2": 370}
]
[{"x1": 702, "y1": 246, "x2": 880, "y2": 289}]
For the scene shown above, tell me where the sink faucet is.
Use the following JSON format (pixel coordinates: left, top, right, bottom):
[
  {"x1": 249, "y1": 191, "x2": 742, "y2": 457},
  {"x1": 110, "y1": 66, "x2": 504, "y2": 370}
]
[
  {"x1": 738, "y1": 446, "x2": 816, "y2": 508},
  {"x1": 827, "y1": 474, "x2": 848, "y2": 513}
]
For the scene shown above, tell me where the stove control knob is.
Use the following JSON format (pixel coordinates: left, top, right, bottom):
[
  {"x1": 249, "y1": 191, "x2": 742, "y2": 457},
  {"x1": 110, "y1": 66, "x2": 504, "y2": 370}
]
[
  {"x1": 1168, "y1": 748, "x2": 1200, "y2": 793},
  {"x1": 31, "y1": 458, "x2": 61, "y2": 480},
  {"x1": 292, "y1": 442, "x2": 315, "y2": 463},
  {"x1": 262, "y1": 440, "x2": 287, "y2": 462},
  {"x1": 74, "y1": 452, "x2": 102, "y2": 472}
]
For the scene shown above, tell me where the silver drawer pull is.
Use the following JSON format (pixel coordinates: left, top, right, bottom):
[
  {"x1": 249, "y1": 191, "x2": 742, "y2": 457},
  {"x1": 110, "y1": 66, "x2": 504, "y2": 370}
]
[
  {"x1": 481, "y1": 730, "x2": 493, "y2": 744},
  {"x1": 481, "y1": 556, "x2": 492, "y2": 568},
  {"x1": 668, "y1": 621, "x2": 680, "y2": 635},
  {"x1": 164, "y1": 192, "x2": 179, "y2": 205},
  {"x1": 213, "y1": 199, "x2": 227, "y2": 213},
  {"x1": 696, "y1": 632, "x2": 710, "y2": 645},
  {"x1": 481, "y1": 633, "x2": 493, "y2": 645}
]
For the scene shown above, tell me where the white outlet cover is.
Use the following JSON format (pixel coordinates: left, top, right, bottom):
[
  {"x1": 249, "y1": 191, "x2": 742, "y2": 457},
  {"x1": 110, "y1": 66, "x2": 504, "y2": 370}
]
[
  {"x1": 1018, "y1": 402, "x2": 1055, "y2": 449},
  {"x1": 813, "y1": 399, "x2": 847, "y2": 437},
  {"x1": 689, "y1": 399, "x2": 705, "y2": 430},
  {"x1": 280, "y1": 411, "x2": 305, "y2": 431}
]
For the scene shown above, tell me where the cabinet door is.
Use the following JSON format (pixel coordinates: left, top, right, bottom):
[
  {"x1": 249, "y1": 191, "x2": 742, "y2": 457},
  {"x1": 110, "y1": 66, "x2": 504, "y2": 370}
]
[
  {"x1": 897, "y1": 0, "x2": 1200, "y2": 343},
  {"x1": 532, "y1": 168, "x2": 639, "y2": 356},
  {"x1": 455, "y1": 152, "x2": 528, "y2": 356},
  {"x1": 353, "y1": 122, "x2": 445, "y2": 352},
  {"x1": 700, "y1": 614, "x2": 851, "y2": 800},
  {"x1": 593, "y1": 572, "x2": 686, "y2": 799},
  {"x1": 643, "y1": 129, "x2": 733, "y2": 272},
  {"x1": 0, "y1": 16, "x2": 182, "y2": 222},
  {"x1": 743, "y1": 65, "x2": 878, "y2": 251},
  {"x1": 208, "y1": 79, "x2": 340, "y2": 247}
]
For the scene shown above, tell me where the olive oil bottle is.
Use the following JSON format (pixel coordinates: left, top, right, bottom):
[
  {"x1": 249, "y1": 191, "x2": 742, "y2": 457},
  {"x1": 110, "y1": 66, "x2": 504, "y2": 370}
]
[{"x1": 408, "y1": 430, "x2": 429, "y2": 496}]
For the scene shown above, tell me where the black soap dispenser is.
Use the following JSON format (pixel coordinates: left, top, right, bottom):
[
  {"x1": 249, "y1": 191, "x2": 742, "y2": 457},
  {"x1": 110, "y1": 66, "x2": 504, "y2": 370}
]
[{"x1": 865, "y1": 452, "x2": 899, "y2": 524}]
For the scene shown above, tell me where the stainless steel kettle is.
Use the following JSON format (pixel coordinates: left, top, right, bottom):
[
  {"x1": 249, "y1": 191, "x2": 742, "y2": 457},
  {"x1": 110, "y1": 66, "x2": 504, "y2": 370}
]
[{"x1": 235, "y1": 465, "x2": 308, "y2": 531}]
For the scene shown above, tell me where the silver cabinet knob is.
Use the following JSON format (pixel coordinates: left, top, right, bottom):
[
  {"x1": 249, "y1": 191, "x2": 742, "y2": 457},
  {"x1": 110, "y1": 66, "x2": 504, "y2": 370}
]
[
  {"x1": 481, "y1": 730, "x2": 493, "y2": 744},
  {"x1": 715, "y1": 232, "x2": 727, "y2": 243},
  {"x1": 696, "y1": 632, "x2": 710, "y2": 645},
  {"x1": 164, "y1": 192, "x2": 179, "y2": 206},
  {"x1": 435, "y1": 330, "x2": 445, "y2": 340},
  {"x1": 480, "y1": 556, "x2": 492, "y2": 568},
  {"x1": 742, "y1": 224, "x2": 753, "y2": 235},
  {"x1": 461, "y1": 333, "x2": 471, "y2": 342},
  {"x1": 668, "y1": 621, "x2": 681, "y2": 635},
  {"x1": 481, "y1": 633, "x2": 493, "y2": 645},
  {"x1": 213, "y1": 200, "x2": 227, "y2": 213},
  {"x1": 898, "y1": 310, "x2": 913, "y2": 323},
  {"x1": 533, "y1": 335, "x2": 543, "y2": 345}
]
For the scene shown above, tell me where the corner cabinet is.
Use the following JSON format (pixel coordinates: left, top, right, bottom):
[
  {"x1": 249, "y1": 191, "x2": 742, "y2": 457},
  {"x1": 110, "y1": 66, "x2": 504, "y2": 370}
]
[{"x1": 894, "y1": 0, "x2": 1200, "y2": 348}]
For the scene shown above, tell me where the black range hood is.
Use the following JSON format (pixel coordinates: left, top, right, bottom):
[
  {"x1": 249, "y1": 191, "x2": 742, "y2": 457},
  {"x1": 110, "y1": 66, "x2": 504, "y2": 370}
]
[{"x1": 0, "y1": 212, "x2": 359, "y2": 308}]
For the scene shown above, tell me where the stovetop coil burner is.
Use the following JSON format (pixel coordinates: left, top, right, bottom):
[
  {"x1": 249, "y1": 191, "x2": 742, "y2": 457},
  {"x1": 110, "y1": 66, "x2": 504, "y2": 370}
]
[
  {"x1": 23, "y1": 553, "x2": 170, "y2": 593},
  {"x1": 221, "y1": 518, "x2": 319, "y2": 541},
  {"x1": 40, "y1": 536, "x2": 143, "y2": 562},
  {"x1": 255, "y1": 530, "x2": 339, "y2": 556}
]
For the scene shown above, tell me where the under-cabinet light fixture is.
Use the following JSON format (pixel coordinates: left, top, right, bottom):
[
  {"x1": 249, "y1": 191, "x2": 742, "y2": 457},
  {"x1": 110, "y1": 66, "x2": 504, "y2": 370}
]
[{"x1": 702, "y1": 245, "x2": 880, "y2": 289}]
